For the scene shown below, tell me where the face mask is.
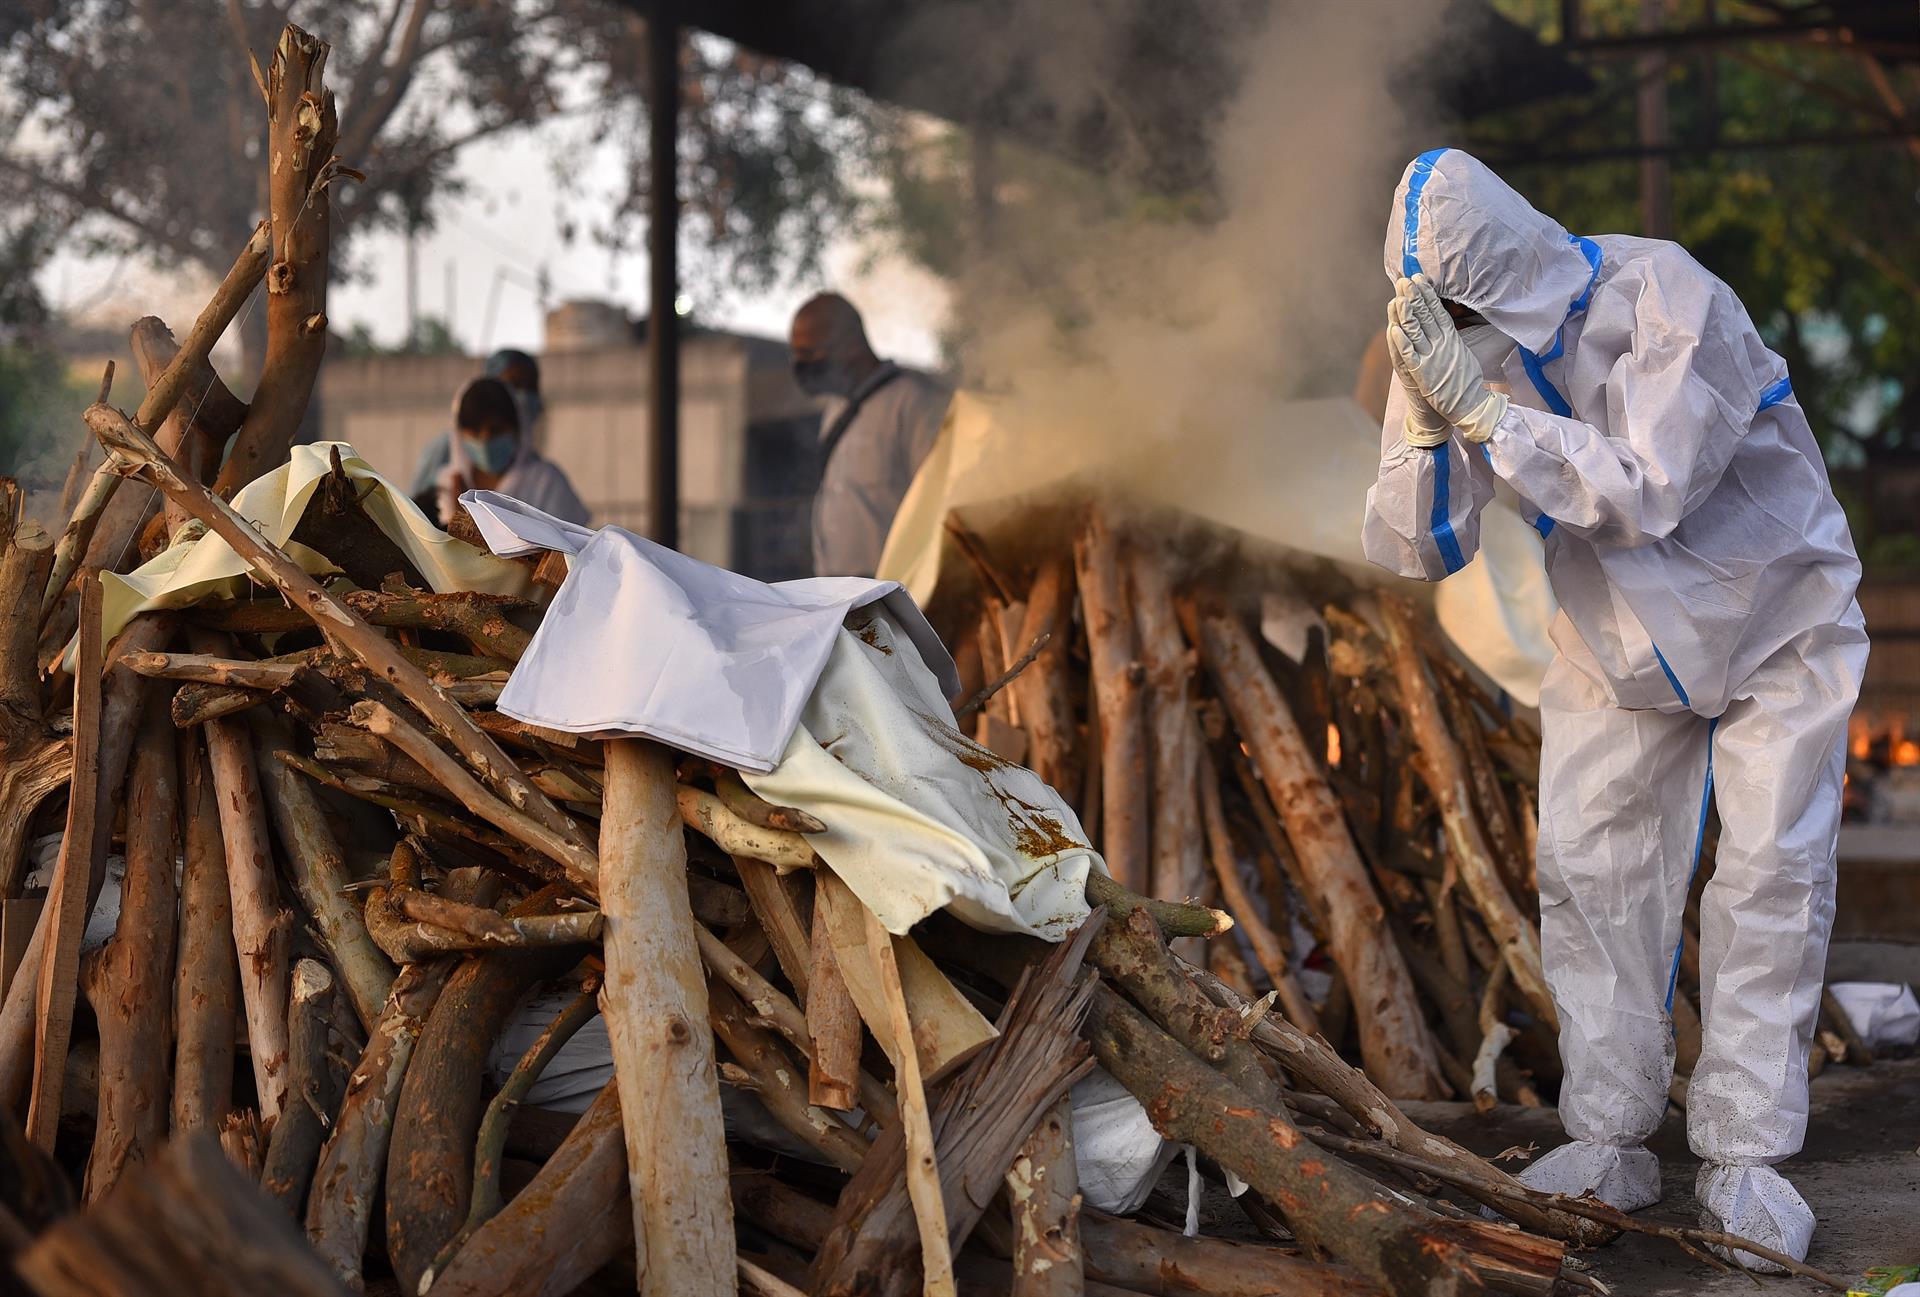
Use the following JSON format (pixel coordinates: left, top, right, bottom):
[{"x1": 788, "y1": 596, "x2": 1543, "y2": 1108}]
[
  {"x1": 464, "y1": 430, "x2": 518, "y2": 476},
  {"x1": 1459, "y1": 322, "x2": 1517, "y2": 373},
  {"x1": 792, "y1": 358, "x2": 849, "y2": 398},
  {"x1": 510, "y1": 387, "x2": 544, "y2": 435}
]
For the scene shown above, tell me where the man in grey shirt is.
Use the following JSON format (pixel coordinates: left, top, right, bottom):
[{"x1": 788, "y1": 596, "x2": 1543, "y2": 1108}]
[{"x1": 789, "y1": 294, "x2": 951, "y2": 577}]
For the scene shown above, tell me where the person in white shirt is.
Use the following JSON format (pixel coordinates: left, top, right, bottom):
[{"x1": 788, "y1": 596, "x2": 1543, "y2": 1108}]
[
  {"x1": 435, "y1": 376, "x2": 588, "y2": 528},
  {"x1": 789, "y1": 293, "x2": 951, "y2": 577}
]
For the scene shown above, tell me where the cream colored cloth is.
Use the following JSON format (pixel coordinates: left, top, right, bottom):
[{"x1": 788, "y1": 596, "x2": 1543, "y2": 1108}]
[
  {"x1": 744, "y1": 603, "x2": 1096, "y2": 940},
  {"x1": 74, "y1": 442, "x2": 528, "y2": 666}
]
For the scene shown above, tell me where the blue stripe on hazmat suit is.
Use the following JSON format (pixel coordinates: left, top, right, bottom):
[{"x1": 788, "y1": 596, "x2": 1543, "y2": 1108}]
[{"x1": 1363, "y1": 149, "x2": 1867, "y2": 1270}]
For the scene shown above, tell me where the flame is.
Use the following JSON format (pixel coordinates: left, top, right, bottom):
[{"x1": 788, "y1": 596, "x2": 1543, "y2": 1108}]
[
  {"x1": 1326, "y1": 723, "x2": 1341, "y2": 768},
  {"x1": 1895, "y1": 739, "x2": 1920, "y2": 768},
  {"x1": 1850, "y1": 717, "x2": 1871, "y2": 760}
]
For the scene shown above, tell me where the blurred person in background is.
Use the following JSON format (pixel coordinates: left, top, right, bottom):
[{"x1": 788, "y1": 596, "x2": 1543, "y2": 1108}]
[
  {"x1": 409, "y1": 348, "x2": 546, "y2": 501},
  {"x1": 789, "y1": 292, "x2": 951, "y2": 577},
  {"x1": 429, "y1": 376, "x2": 587, "y2": 527}
]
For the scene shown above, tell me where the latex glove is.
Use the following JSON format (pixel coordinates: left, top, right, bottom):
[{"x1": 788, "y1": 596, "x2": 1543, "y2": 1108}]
[
  {"x1": 1388, "y1": 274, "x2": 1509, "y2": 443},
  {"x1": 1389, "y1": 324, "x2": 1452, "y2": 448}
]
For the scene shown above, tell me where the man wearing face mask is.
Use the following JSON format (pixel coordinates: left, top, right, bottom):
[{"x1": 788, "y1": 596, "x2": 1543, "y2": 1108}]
[
  {"x1": 433, "y1": 376, "x2": 588, "y2": 528},
  {"x1": 1364, "y1": 149, "x2": 1865, "y2": 1271},
  {"x1": 789, "y1": 293, "x2": 952, "y2": 577},
  {"x1": 409, "y1": 349, "x2": 548, "y2": 503}
]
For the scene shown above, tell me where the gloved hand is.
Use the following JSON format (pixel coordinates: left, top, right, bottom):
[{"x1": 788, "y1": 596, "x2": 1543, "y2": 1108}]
[
  {"x1": 1390, "y1": 330, "x2": 1452, "y2": 448},
  {"x1": 1388, "y1": 274, "x2": 1509, "y2": 444}
]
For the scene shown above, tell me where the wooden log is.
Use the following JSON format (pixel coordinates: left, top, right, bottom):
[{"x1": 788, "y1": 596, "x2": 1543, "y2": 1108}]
[
  {"x1": 39, "y1": 223, "x2": 270, "y2": 623},
  {"x1": 306, "y1": 957, "x2": 455, "y2": 1288},
  {"x1": 201, "y1": 705, "x2": 292, "y2": 1124},
  {"x1": 709, "y1": 981, "x2": 869, "y2": 1172},
  {"x1": 1008, "y1": 1094, "x2": 1083, "y2": 1297},
  {"x1": 384, "y1": 898, "x2": 578, "y2": 1294},
  {"x1": 1126, "y1": 546, "x2": 1204, "y2": 922},
  {"x1": 0, "y1": 612, "x2": 171, "y2": 1111},
  {"x1": 0, "y1": 485, "x2": 64, "y2": 895},
  {"x1": 676, "y1": 785, "x2": 817, "y2": 873},
  {"x1": 1086, "y1": 979, "x2": 1521, "y2": 1297},
  {"x1": 734, "y1": 857, "x2": 812, "y2": 1000},
  {"x1": 252, "y1": 713, "x2": 394, "y2": 1030},
  {"x1": 262, "y1": 960, "x2": 341, "y2": 1216},
  {"x1": 1073, "y1": 513, "x2": 1148, "y2": 890},
  {"x1": 214, "y1": 26, "x2": 339, "y2": 497},
  {"x1": 195, "y1": 588, "x2": 535, "y2": 662},
  {"x1": 806, "y1": 895, "x2": 862, "y2": 1111},
  {"x1": 426, "y1": 1083, "x2": 631, "y2": 1297},
  {"x1": 172, "y1": 740, "x2": 243, "y2": 1135},
  {"x1": 1079, "y1": 1213, "x2": 1378, "y2": 1297},
  {"x1": 1191, "y1": 601, "x2": 1437, "y2": 1098},
  {"x1": 82, "y1": 699, "x2": 180, "y2": 1199},
  {"x1": 124, "y1": 651, "x2": 304, "y2": 690},
  {"x1": 1374, "y1": 597, "x2": 1556, "y2": 1032},
  {"x1": 1186, "y1": 964, "x2": 1603, "y2": 1245},
  {"x1": 816, "y1": 871, "x2": 998, "y2": 1083},
  {"x1": 1196, "y1": 754, "x2": 1318, "y2": 1035},
  {"x1": 1010, "y1": 557, "x2": 1084, "y2": 801},
  {"x1": 16, "y1": 1135, "x2": 352, "y2": 1297},
  {"x1": 172, "y1": 681, "x2": 274, "y2": 728},
  {"x1": 27, "y1": 573, "x2": 104, "y2": 1153},
  {"x1": 599, "y1": 739, "x2": 736, "y2": 1296},
  {"x1": 86, "y1": 404, "x2": 591, "y2": 861}
]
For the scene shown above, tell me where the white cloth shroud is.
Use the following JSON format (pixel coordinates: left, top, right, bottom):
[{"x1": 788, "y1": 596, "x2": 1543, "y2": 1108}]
[
  {"x1": 67, "y1": 442, "x2": 530, "y2": 669},
  {"x1": 462, "y1": 490, "x2": 1092, "y2": 940},
  {"x1": 1827, "y1": 981, "x2": 1920, "y2": 1049}
]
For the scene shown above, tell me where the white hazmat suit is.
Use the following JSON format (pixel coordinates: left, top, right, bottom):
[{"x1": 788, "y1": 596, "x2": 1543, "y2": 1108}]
[{"x1": 1363, "y1": 149, "x2": 1866, "y2": 1269}]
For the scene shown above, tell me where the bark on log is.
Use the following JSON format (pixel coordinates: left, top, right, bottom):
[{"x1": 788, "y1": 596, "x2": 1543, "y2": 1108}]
[
  {"x1": 1374, "y1": 597, "x2": 1555, "y2": 1032},
  {"x1": 709, "y1": 981, "x2": 868, "y2": 1173},
  {"x1": 262, "y1": 960, "x2": 341, "y2": 1216},
  {"x1": 1191, "y1": 601, "x2": 1437, "y2": 1098},
  {"x1": 16, "y1": 1135, "x2": 352, "y2": 1297},
  {"x1": 27, "y1": 573, "x2": 105, "y2": 1153},
  {"x1": 1186, "y1": 965, "x2": 1604, "y2": 1245},
  {"x1": 384, "y1": 901, "x2": 576, "y2": 1294},
  {"x1": 806, "y1": 895, "x2": 862, "y2": 1110},
  {"x1": 1010, "y1": 557, "x2": 1084, "y2": 802},
  {"x1": 201, "y1": 702, "x2": 292, "y2": 1123},
  {"x1": 1008, "y1": 1095, "x2": 1083, "y2": 1297},
  {"x1": 82, "y1": 700, "x2": 179, "y2": 1200},
  {"x1": 1073, "y1": 514, "x2": 1148, "y2": 890},
  {"x1": 215, "y1": 26, "x2": 339, "y2": 497},
  {"x1": 0, "y1": 485, "x2": 63, "y2": 895},
  {"x1": 734, "y1": 856, "x2": 812, "y2": 1001},
  {"x1": 1126, "y1": 547, "x2": 1204, "y2": 922},
  {"x1": 598, "y1": 739, "x2": 736, "y2": 1296},
  {"x1": 426, "y1": 1083, "x2": 630, "y2": 1297},
  {"x1": 252, "y1": 712, "x2": 395, "y2": 1028},
  {"x1": 306, "y1": 957, "x2": 454, "y2": 1288},
  {"x1": 194, "y1": 588, "x2": 534, "y2": 662}
]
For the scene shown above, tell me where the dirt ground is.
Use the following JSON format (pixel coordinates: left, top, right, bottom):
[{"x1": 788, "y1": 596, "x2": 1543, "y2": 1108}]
[{"x1": 1410, "y1": 1052, "x2": 1920, "y2": 1296}]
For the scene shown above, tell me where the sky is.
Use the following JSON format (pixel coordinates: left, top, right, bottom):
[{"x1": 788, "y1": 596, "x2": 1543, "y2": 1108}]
[{"x1": 38, "y1": 121, "x2": 951, "y2": 373}]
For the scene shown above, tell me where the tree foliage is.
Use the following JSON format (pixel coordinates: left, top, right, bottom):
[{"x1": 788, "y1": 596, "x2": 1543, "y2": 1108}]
[{"x1": 0, "y1": 0, "x2": 887, "y2": 311}]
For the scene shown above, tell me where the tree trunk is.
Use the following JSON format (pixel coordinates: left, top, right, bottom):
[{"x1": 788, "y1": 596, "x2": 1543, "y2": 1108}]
[
  {"x1": 1073, "y1": 514, "x2": 1148, "y2": 890},
  {"x1": 1374, "y1": 597, "x2": 1555, "y2": 1031},
  {"x1": 598, "y1": 739, "x2": 736, "y2": 1296},
  {"x1": 173, "y1": 732, "x2": 239, "y2": 1138},
  {"x1": 1191, "y1": 602, "x2": 1437, "y2": 1098},
  {"x1": 215, "y1": 26, "x2": 338, "y2": 497},
  {"x1": 82, "y1": 699, "x2": 180, "y2": 1200}
]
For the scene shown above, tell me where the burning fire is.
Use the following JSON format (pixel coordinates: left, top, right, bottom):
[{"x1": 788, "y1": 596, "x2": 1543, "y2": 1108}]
[
  {"x1": 1852, "y1": 715, "x2": 1920, "y2": 767},
  {"x1": 1897, "y1": 740, "x2": 1920, "y2": 768},
  {"x1": 1326, "y1": 723, "x2": 1341, "y2": 768}
]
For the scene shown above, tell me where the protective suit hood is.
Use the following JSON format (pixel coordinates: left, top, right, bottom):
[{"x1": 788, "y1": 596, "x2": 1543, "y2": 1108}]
[{"x1": 1384, "y1": 149, "x2": 1596, "y2": 355}]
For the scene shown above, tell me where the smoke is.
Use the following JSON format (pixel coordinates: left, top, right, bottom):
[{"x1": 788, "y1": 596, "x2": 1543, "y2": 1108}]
[{"x1": 898, "y1": 0, "x2": 1457, "y2": 503}]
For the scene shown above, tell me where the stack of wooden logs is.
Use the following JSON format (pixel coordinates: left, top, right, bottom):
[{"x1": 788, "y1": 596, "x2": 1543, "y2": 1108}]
[
  {"x1": 938, "y1": 511, "x2": 1883, "y2": 1113},
  {"x1": 0, "y1": 18, "x2": 1857, "y2": 1297}
]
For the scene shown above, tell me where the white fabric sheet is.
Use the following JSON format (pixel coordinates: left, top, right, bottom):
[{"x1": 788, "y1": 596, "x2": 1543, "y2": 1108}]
[
  {"x1": 72, "y1": 442, "x2": 529, "y2": 668},
  {"x1": 1828, "y1": 981, "x2": 1920, "y2": 1049},
  {"x1": 461, "y1": 491, "x2": 958, "y2": 773}
]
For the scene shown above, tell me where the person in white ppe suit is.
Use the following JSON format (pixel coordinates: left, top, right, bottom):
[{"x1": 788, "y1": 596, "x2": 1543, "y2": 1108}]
[{"x1": 1364, "y1": 148, "x2": 1866, "y2": 1271}]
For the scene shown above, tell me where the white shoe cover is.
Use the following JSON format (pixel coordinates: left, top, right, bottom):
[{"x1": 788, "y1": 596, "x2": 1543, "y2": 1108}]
[
  {"x1": 1696, "y1": 1164, "x2": 1814, "y2": 1274},
  {"x1": 1516, "y1": 1140, "x2": 1663, "y2": 1212}
]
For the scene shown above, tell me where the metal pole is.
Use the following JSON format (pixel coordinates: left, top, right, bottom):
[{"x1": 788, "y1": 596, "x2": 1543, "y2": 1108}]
[
  {"x1": 1638, "y1": 0, "x2": 1673, "y2": 238},
  {"x1": 647, "y1": 3, "x2": 681, "y2": 549}
]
